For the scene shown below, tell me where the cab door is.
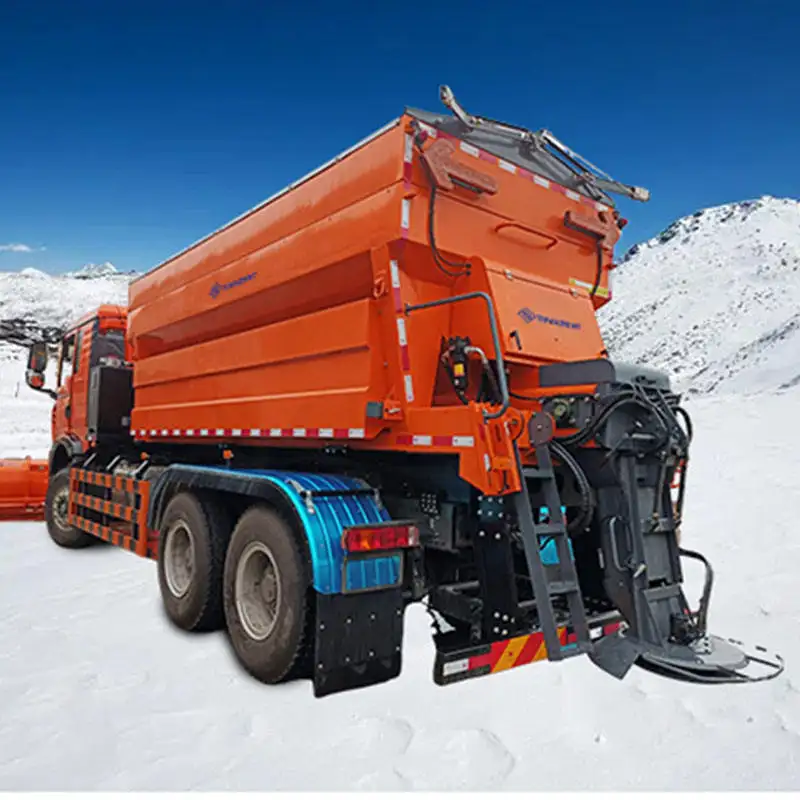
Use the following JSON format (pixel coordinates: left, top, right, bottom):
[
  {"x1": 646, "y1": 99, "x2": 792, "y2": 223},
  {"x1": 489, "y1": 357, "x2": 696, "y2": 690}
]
[
  {"x1": 68, "y1": 325, "x2": 92, "y2": 440},
  {"x1": 52, "y1": 331, "x2": 80, "y2": 440}
]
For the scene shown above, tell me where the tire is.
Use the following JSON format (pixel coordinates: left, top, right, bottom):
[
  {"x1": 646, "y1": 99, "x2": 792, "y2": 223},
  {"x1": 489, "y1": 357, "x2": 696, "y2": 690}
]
[
  {"x1": 223, "y1": 505, "x2": 312, "y2": 685},
  {"x1": 45, "y1": 468, "x2": 95, "y2": 549},
  {"x1": 157, "y1": 491, "x2": 231, "y2": 633}
]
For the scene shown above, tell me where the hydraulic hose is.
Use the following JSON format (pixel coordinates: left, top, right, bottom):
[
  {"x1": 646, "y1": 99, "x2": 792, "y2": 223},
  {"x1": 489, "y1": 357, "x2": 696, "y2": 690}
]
[{"x1": 549, "y1": 438, "x2": 595, "y2": 534}]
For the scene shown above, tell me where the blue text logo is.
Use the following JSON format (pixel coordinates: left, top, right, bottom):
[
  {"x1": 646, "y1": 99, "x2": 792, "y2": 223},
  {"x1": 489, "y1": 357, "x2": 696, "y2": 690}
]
[
  {"x1": 210, "y1": 271, "x2": 257, "y2": 299},
  {"x1": 517, "y1": 307, "x2": 581, "y2": 330}
]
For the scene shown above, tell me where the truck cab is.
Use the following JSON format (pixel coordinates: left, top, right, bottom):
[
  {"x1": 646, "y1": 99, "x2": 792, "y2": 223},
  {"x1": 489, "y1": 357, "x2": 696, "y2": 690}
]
[{"x1": 25, "y1": 304, "x2": 131, "y2": 475}]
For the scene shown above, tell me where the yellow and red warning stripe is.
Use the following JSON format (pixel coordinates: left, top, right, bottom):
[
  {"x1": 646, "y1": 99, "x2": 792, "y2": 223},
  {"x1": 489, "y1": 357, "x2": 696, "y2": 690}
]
[{"x1": 468, "y1": 622, "x2": 622, "y2": 675}]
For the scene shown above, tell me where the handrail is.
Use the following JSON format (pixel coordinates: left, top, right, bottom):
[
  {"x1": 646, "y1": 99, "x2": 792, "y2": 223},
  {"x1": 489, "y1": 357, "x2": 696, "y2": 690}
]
[{"x1": 404, "y1": 291, "x2": 510, "y2": 420}]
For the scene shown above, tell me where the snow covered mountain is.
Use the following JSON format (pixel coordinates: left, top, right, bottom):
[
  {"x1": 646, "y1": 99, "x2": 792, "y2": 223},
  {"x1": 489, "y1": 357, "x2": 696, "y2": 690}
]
[
  {"x1": 599, "y1": 195, "x2": 800, "y2": 396},
  {"x1": 0, "y1": 263, "x2": 132, "y2": 355}
]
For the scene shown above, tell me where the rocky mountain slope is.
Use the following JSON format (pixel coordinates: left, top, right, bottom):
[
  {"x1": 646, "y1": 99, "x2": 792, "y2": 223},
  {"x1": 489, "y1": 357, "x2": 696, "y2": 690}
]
[{"x1": 599, "y1": 195, "x2": 800, "y2": 396}]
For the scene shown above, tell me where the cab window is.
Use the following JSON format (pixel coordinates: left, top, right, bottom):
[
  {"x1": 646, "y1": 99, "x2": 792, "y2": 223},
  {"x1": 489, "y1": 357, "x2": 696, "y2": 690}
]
[{"x1": 57, "y1": 333, "x2": 80, "y2": 385}]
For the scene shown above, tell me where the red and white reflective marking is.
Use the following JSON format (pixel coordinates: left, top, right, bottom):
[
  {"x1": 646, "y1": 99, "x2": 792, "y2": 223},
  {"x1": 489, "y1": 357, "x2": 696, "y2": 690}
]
[
  {"x1": 396, "y1": 434, "x2": 474, "y2": 448},
  {"x1": 400, "y1": 198, "x2": 411, "y2": 239},
  {"x1": 136, "y1": 428, "x2": 366, "y2": 440},
  {"x1": 390, "y1": 259, "x2": 415, "y2": 403},
  {"x1": 414, "y1": 121, "x2": 610, "y2": 214},
  {"x1": 403, "y1": 133, "x2": 414, "y2": 187}
]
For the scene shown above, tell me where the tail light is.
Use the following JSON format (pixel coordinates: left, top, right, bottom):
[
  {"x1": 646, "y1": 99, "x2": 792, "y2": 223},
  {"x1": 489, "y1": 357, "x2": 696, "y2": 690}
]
[{"x1": 342, "y1": 522, "x2": 420, "y2": 552}]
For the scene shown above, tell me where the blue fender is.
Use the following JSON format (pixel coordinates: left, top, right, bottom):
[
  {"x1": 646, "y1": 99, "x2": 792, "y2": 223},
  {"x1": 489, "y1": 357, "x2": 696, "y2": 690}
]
[{"x1": 147, "y1": 464, "x2": 396, "y2": 594}]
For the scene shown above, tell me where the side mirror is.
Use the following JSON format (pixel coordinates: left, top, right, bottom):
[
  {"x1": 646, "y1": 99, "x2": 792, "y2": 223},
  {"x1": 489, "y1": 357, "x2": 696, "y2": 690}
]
[
  {"x1": 25, "y1": 341, "x2": 56, "y2": 400},
  {"x1": 27, "y1": 341, "x2": 48, "y2": 372}
]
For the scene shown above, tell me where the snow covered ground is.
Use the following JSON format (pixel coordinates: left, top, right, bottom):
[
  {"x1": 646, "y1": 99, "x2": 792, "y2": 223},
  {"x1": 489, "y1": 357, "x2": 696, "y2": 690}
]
[
  {"x1": 0, "y1": 383, "x2": 798, "y2": 790},
  {"x1": 0, "y1": 346, "x2": 54, "y2": 458}
]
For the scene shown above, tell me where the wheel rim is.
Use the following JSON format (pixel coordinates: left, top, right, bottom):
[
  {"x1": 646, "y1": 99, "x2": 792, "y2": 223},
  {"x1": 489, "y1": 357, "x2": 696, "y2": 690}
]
[
  {"x1": 163, "y1": 520, "x2": 195, "y2": 598},
  {"x1": 235, "y1": 541, "x2": 282, "y2": 641},
  {"x1": 52, "y1": 486, "x2": 70, "y2": 530}
]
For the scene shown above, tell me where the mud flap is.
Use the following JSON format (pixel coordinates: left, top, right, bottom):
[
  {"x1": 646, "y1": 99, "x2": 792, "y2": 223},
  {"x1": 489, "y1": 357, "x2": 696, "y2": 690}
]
[{"x1": 313, "y1": 588, "x2": 405, "y2": 698}]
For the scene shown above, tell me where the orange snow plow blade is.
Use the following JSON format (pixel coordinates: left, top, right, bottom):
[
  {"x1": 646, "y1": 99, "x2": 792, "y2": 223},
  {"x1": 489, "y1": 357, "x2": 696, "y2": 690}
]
[{"x1": 0, "y1": 457, "x2": 48, "y2": 521}]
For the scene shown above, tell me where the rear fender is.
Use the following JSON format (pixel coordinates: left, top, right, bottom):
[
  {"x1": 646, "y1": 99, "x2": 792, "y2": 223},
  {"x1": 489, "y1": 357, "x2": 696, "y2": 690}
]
[{"x1": 146, "y1": 465, "x2": 394, "y2": 594}]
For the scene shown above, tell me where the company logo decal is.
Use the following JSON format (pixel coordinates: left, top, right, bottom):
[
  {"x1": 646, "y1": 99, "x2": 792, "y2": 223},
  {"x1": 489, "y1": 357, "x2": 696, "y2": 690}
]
[
  {"x1": 210, "y1": 271, "x2": 257, "y2": 299},
  {"x1": 517, "y1": 307, "x2": 581, "y2": 330}
]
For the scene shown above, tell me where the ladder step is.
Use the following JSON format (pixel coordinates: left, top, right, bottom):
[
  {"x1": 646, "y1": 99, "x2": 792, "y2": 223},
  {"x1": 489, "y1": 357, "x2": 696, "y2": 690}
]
[
  {"x1": 558, "y1": 640, "x2": 593, "y2": 657},
  {"x1": 548, "y1": 580, "x2": 580, "y2": 595},
  {"x1": 523, "y1": 467, "x2": 553, "y2": 480},
  {"x1": 534, "y1": 523, "x2": 566, "y2": 536}
]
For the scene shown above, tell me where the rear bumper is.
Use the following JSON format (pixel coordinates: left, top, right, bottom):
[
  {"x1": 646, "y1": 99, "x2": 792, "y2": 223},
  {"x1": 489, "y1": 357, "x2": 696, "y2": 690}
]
[{"x1": 434, "y1": 610, "x2": 622, "y2": 686}]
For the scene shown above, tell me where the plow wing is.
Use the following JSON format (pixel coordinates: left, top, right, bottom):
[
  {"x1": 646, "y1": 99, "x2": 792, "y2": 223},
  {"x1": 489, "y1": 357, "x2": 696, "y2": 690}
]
[{"x1": 0, "y1": 457, "x2": 48, "y2": 521}]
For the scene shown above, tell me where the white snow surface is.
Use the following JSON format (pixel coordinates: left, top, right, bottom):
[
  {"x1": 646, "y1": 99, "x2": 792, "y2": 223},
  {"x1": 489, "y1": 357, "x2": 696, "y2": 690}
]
[
  {"x1": 599, "y1": 195, "x2": 800, "y2": 396},
  {"x1": 0, "y1": 389, "x2": 798, "y2": 790}
]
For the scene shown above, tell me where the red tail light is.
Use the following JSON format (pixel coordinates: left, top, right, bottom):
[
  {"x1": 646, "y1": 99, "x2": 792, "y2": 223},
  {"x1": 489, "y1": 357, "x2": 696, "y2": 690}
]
[{"x1": 342, "y1": 522, "x2": 420, "y2": 552}]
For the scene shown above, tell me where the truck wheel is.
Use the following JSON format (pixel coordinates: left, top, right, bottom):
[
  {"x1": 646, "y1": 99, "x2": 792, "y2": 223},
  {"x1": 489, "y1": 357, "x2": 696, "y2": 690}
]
[
  {"x1": 223, "y1": 505, "x2": 312, "y2": 685},
  {"x1": 45, "y1": 468, "x2": 95, "y2": 549},
  {"x1": 157, "y1": 492, "x2": 231, "y2": 633}
]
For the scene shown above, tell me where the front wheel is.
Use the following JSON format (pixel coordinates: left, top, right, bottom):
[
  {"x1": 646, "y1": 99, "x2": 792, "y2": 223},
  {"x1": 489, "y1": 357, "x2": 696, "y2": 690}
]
[
  {"x1": 45, "y1": 468, "x2": 95, "y2": 549},
  {"x1": 223, "y1": 505, "x2": 312, "y2": 684}
]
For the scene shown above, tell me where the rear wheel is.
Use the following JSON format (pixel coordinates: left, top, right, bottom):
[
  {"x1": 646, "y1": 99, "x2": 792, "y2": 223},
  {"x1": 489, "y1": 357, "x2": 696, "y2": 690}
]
[
  {"x1": 45, "y1": 468, "x2": 94, "y2": 549},
  {"x1": 157, "y1": 492, "x2": 231, "y2": 632},
  {"x1": 223, "y1": 505, "x2": 312, "y2": 684}
]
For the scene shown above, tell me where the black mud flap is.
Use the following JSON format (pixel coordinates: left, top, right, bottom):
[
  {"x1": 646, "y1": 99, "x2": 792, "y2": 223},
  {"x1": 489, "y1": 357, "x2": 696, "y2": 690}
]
[{"x1": 313, "y1": 588, "x2": 405, "y2": 698}]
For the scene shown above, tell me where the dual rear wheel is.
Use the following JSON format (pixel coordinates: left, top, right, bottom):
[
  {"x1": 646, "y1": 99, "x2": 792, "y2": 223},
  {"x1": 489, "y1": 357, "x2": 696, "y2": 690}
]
[{"x1": 157, "y1": 492, "x2": 311, "y2": 684}]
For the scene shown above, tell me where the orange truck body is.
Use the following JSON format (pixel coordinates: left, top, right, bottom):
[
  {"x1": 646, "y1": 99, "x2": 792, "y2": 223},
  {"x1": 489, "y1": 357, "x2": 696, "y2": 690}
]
[{"x1": 127, "y1": 111, "x2": 620, "y2": 495}]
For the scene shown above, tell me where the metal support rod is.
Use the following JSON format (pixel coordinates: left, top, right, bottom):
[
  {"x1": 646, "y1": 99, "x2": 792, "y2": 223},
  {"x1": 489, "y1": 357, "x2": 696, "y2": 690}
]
[{"x1": 404, "y1": 291, "x2": 510, "y2": 420}]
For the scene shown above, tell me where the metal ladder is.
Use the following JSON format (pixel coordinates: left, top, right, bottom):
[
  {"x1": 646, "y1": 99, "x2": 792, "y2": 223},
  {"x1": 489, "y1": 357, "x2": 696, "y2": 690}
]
[{"x1": 512, "y1": 442, "x2": 592, "y2": 661}]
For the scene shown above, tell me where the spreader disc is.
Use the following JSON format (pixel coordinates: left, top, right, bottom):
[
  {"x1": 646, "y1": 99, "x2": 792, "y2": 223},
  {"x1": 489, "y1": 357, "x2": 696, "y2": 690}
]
[{"x1": 635, "y1": 634, "x2": 783, "y2": 684}]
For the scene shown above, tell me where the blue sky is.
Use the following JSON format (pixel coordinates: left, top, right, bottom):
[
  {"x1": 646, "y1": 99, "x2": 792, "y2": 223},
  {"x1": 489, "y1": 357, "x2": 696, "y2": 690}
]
[{"x1": 1, "y1": 0, "x2": 798, "y2": 275}]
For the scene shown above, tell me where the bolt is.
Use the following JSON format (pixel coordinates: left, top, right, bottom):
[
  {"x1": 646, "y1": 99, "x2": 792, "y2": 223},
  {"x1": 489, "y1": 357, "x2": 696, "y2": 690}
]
[
  {"x1": 369, "y1": 650, "x2": 375, "y2": 657},
  {"x1": 345, "y1": 656, "x2": 351, "y2": 663},
  {"x1": 478, "y1": 530, "x2": 485, "y2": 537},
  {"x1": 495, "y1": 532, "x2": 501, "y2": 540},
  {"x1": 396, "y1": 645, "x2": 401, "y2": 652},
  {"x1": 346, "y1": 617, "x2": 352, "y2": 624},
  {"x1": 502, "y1": 629, "x2": 508, "y2": 636},
  {"x1": 493, "y1": 627, "x2": 500, "y2": 633},
  {"x1": 318, "y1": 662, "x2": 324, "y2": 669},
  {"x1": 494, "y1": 611, "x2": 500, "y2": 619},
  {"x1": 319, "y1": 623, "x2": 326, "y2": 631},
  {"x1": 502, "y1": 614, "x2": 509, "y2": 621}
]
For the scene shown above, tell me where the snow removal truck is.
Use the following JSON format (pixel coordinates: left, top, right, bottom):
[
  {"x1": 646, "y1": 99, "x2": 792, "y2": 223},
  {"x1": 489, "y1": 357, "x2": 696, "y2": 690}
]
[{"x1": 10, "y1": 86, "x2": 783, "y2": 695}]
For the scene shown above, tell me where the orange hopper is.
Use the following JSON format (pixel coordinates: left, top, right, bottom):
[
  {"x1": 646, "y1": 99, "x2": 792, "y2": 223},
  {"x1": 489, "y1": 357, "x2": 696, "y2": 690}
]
[{"x1": 0, "y1": 457, "x2": 48, "y2": 521}]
